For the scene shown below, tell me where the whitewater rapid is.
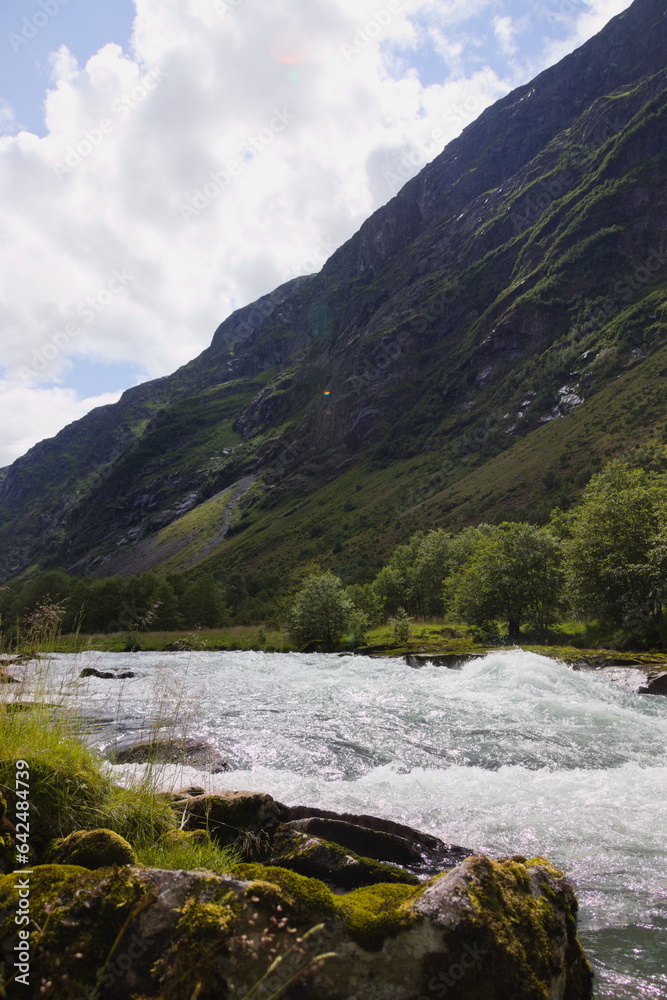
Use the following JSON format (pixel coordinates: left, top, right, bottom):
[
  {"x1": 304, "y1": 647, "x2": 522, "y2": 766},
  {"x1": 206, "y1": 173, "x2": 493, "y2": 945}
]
[{"x1": 17, "y1": 649, "x2": 667, "y2": 999}]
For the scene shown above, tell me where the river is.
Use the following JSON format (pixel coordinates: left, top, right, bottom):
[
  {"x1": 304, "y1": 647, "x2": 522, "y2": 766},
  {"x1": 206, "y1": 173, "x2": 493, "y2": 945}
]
[{"x1": 18, "y1": 649, "x2": 667, "y2": 998}]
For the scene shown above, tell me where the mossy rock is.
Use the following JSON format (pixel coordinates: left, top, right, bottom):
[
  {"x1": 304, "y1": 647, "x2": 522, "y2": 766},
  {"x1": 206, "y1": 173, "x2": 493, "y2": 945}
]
[
  {"x1": 232, "y1": 862, "x2": 338, "y2": 923},
  {"x1": 414, "y1": 854, "x2": 594, "y2": 999},
  {"x1": 0, "y1": 856, "x2": 592, "y2": 998},
  {"x1": 0, "y1": 864, "x2": 154, "y2": 998},
  {"x1": 149, "y1": 893, "x2": 238, "y2": 999},
  {"x1": 176, "y1": 791, "x2": 280, "y2": 844},
  {"x1": 47, "y1": 828, "x2": 138, "y2": 869},
  {"x1": 268, "y1": 827, "x2": 420, "y2": 889},
  {"x1": 336, "y1": 882, "x2": 422, "y2": 950}
]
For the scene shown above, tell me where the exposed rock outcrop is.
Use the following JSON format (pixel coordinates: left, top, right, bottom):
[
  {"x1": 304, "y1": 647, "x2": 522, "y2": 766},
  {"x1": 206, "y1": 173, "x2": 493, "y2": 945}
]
[{"x1": 0, "y1": 856, "x2": 593, "y2": 999}]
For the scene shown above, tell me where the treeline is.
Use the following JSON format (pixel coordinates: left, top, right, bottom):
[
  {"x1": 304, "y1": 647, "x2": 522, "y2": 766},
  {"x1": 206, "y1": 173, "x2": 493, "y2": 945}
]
[
  {"x1": 3, "y1": 461, "x2": 666, "y2": 648},
  {"x1": 289, "y1": 461, "x2": 667, "y2": 649},
  {"x1": 370, "y1": 460, "x2": 667, "y2": 644},
  {"x1": 0, "y1": 568, "x2": 285, "y2": 639}
]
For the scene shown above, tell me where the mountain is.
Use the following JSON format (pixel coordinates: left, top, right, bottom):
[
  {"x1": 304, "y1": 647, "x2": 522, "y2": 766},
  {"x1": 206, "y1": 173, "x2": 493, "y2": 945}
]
[{"x1": 2, "y1": 0, "x2": 667, "y2": 586}]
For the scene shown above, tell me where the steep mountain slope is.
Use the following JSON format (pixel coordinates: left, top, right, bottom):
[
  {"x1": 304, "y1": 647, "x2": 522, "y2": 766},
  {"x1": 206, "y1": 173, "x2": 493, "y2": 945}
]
[{"x1": 1, "y1": 0, "x2": 667, "y2": 584}]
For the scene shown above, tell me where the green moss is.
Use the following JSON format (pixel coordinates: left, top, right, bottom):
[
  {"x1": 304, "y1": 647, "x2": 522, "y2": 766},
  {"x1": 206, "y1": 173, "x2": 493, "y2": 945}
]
[
  {"x1": 47, "y1": 828, "x2": 138, "y2": 869},
  {"x1": 0, "y1": 864, "x2": 154, "y2": 998},
  {"x1": 0, "y1": 863, "x2": 93, "y2": 925},
  {"x1": 232, "y1": 863, "x2": 337, "y2": 923},
  {"x1": 150, "y1": 893, "x2": 238, "y2": 1000},
  {"x1": 335, "y1": 883, "x2": 421, "y2": 951},
  {"x1": 463, "y1": 856, "x2": 574, "y2": 999},
  {"x1": 234, "y1": 863, "x2": 422, "y2": 953},
  {"x1": 269, "y1": 828, "x2": 420, "y2": 887}
]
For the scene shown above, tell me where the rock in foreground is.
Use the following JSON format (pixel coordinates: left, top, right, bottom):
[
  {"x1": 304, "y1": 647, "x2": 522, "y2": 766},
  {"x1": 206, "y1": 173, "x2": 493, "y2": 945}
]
[{"x1": 0, "y1": 855, "x2": 592, "y2": 999}]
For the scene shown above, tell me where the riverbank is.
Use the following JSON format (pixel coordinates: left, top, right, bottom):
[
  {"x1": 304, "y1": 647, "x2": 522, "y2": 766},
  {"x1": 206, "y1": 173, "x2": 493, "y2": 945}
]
[{"x1": 13, "y1": 622, "x2": 667, "y2": 672}]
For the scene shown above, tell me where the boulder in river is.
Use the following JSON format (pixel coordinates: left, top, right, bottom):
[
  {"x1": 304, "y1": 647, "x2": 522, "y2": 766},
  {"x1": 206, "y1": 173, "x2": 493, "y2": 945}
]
[
  {"x1": 638, "y1": 670, "x2": 667, "y2": 695},
  {"x1": 279, "y1": 805, "x2": 473, "y2": 877},
  {"x1": 0, "y1": 856, "x2": 593, "y2": 999},
  {"x1": 107, "y1": 735, "x2": 231, "y2": 773},
  {"x1": 266, "y1": 825, "x2": 420, "y2": 889},
  {"x1": 405, "y1": 653, "x2": 485, "y2": 669},
  {"x1": 80, "y1": 667, "x2": 136, "y2": 679}
]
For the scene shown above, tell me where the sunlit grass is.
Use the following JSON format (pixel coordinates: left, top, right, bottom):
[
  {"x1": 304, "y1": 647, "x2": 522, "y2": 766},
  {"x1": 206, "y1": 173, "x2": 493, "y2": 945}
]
[
  {"x1": 0, "y1": 600, "x2": 238, "y2": 871},
  {"x1": 137, "y1": 837, "x2": 239, "y2": 874}
]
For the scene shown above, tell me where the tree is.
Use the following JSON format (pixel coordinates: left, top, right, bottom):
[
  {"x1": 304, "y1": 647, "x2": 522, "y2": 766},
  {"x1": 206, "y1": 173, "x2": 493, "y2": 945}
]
[
  {"x1": 287, "y1": 572, "x2": 354, "y2": 651},
  {"x1": 408, "y1": 530, "x2": 456, "y2": 617},
  {"x1": 388, "y1": 607, "x2": 413, "y2": 644},
  {"x1": 561, "y1": 462, "x2": 667, "y2": 636},
  {"x1": 182, "y1": 574, "x2": 229, "y2": 628},
  {"x1": 86, "y1": 576, "x2": 131, "y2": 632},
  {"x1": 446, "y1": 522, "x2": 564, "y2": 639},
  {"x1": 151, "y1": 579, "x2": 184, "y2": 631},
  {"x1": 373, "y1": 535, "x2": 423, "y2": 617},
  {"x1": 374, "y1": 527, "x2": 488, "y2": 619},
  {"x1": 346, "y1": 583, "x2": 383, "y2": 626}
]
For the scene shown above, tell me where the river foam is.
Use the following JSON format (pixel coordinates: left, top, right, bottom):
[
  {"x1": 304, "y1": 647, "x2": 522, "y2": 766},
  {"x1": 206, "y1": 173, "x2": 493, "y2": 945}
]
[{"x1": 15, "y1": 648, "x2": 667, "y2": 998}]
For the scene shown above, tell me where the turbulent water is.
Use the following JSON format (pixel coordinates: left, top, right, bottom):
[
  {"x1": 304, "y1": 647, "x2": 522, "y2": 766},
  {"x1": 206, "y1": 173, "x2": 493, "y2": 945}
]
[{"x1": 17, "y1": 649, "x2": 667, "y2": 999}]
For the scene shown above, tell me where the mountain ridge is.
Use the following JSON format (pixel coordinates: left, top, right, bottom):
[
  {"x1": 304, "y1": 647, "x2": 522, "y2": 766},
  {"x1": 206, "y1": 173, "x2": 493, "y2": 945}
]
[{"x1": 1, "y1": 0, "x2": 666, "y2": 584}]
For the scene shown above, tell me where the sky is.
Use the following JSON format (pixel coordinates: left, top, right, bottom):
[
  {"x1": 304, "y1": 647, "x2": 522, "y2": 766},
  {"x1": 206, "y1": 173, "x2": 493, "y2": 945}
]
[{"x1": 0, "y1": 0, "x2": 632, "y2": 468}]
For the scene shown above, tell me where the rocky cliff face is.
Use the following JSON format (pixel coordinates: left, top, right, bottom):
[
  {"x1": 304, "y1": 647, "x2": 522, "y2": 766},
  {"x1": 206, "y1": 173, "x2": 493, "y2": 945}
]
[{"x1": 1, "y1": 0, "x2": 666, "y2": 581}]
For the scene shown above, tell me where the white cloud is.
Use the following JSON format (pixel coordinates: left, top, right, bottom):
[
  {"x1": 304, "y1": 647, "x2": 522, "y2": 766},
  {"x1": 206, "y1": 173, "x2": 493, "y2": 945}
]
[
  {"x1": 0, "y1": 0, "x2": 633, "y2": 467},
  {"x1": 0, "y1": 382, "x2": 122, "y2": 467},
  {"x1": 493, "y1": 15, "x2": 518, "y2": 56},
  {"x1": 0, "y1": 99, "x2": 16, "y2": 135}
]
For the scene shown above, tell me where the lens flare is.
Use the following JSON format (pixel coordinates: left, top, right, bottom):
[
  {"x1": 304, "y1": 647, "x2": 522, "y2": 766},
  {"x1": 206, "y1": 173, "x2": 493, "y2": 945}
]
[{"x1": 269, "y1": 28, "x2": 315, "y2": 66}]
